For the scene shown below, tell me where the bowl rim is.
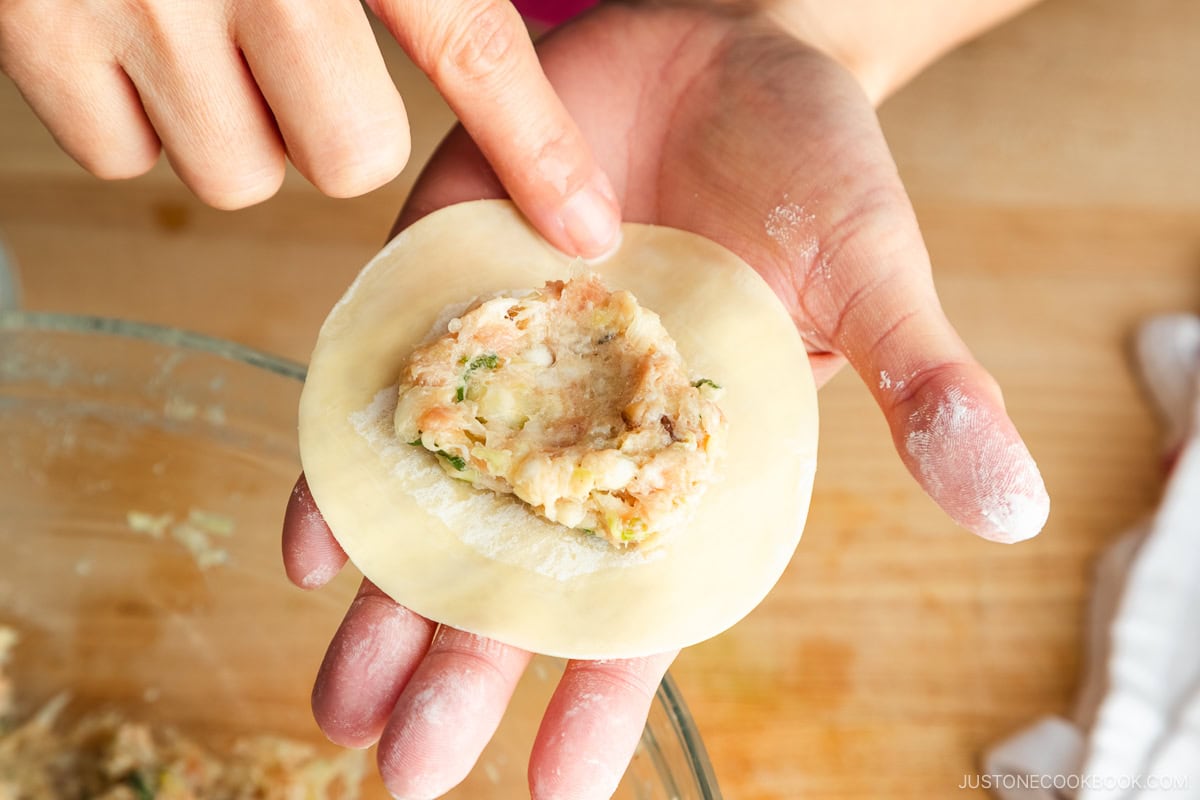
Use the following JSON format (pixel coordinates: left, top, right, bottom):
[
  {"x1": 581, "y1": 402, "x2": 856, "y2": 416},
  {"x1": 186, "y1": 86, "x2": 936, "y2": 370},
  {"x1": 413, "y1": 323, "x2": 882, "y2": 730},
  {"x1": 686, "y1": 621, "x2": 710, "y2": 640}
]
[
  {"x1": 0, "y1": 311, "x2": 307, "y2": 381},
  {"x1": 0, "y1": 310, "x2": 722, "y2": 797}
]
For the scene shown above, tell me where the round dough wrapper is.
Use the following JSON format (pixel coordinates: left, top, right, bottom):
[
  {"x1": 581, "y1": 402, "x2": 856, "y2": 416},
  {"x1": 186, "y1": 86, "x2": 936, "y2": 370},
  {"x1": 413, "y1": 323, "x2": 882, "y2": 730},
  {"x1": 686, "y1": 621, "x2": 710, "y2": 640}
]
[{"x1": 299, "y1": 200, "x2": 817, "y2": 659}]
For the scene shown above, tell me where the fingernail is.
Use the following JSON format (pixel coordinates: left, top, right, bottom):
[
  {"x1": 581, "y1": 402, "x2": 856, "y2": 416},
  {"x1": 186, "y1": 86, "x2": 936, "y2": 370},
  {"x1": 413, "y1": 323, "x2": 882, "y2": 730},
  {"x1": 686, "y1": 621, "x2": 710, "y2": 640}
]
[{"x1": 560, "y1": 176, "x2": 620, "y2": 258}]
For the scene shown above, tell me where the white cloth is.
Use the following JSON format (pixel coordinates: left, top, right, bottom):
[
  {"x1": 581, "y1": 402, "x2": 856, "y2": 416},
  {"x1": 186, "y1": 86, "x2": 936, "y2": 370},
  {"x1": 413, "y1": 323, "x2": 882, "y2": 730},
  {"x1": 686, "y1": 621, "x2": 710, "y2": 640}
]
[{"x1": 984, "y1": 316, "x2": 1200, "y2": 800}]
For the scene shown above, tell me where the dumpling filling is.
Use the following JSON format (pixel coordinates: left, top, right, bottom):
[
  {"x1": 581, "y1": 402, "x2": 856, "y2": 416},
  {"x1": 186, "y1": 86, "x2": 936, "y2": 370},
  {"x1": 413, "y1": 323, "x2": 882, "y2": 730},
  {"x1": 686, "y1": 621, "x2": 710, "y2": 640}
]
[{"x1": 394, "y1": 273, "x2": 727, "y2": 548}]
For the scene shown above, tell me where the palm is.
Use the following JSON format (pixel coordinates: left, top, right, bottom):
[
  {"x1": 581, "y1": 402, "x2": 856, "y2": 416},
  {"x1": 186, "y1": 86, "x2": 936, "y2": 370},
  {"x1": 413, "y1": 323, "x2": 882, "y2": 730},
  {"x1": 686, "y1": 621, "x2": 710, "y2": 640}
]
[
  {"x1": 410, "y1": 5, "x2": 920, "y2": 388},
  {"x1": 286, "y1": 6, "x2": 1049, "y2": 799}
]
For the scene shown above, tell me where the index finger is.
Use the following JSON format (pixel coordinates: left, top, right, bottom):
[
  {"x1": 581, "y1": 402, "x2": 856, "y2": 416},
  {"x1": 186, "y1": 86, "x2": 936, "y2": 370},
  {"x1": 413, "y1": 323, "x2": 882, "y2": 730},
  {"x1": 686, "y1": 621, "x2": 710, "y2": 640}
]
[{"x1": 367, "y1": 0, "x2": 621, "y2": 257}]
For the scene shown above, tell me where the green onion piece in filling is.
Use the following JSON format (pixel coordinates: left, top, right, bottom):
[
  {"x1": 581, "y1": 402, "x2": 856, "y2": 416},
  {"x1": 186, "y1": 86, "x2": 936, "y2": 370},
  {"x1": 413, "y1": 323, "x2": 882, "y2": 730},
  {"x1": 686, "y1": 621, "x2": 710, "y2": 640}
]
[
  {"x1": 454, "y1": 353, "x2": 500, "y2": 403},
  {"x1": 469, "y1": 353, "x2": 500, "y2": 371},
  {"x1": 437, "y1": 450, "x2": 468, "y2": 471},
  {"x1": 126, "y1": 773, "x2": 156, "y2": 800},
  {"x1": 621, "y1": 519, "x2": 645, "y2": 542},
  {"x1": 692, "y1": 378, "x2": 721, "y2": 390}
]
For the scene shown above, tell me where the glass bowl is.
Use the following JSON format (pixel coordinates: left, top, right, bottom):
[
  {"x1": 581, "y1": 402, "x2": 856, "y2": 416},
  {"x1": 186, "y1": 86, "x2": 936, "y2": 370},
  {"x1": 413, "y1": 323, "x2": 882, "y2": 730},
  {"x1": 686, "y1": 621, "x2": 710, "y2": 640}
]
[{"x1": 0, "y1": 312, "x2": 720, "y2": 799}]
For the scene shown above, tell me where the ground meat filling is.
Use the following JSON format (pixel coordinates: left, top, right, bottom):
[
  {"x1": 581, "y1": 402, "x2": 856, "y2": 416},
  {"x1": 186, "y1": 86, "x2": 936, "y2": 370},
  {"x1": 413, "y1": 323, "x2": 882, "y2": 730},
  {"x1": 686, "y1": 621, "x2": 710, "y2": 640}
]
[{"x1": 394, "y1": 273, "x2": 727, "y2": 548}]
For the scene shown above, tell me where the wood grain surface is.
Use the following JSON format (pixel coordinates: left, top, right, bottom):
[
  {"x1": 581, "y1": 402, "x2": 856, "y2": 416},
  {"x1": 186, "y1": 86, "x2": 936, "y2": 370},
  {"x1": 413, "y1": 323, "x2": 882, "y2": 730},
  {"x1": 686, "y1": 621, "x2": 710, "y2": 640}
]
[{"x1": 2, "y1": 0, "x2": 1198, "y2": 797}]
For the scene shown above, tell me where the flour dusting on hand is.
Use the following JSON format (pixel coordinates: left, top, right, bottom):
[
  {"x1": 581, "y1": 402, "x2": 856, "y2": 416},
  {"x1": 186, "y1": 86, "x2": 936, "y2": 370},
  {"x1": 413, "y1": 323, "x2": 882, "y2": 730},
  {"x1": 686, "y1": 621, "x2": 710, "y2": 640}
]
[
  {"x1": 384, "y1": 667, "x2": 490, "y2": 797},
  {"x1": 879, "y1": 370, "x2": 908, "y2": 392},
  {"x1": 905, "y1": 386, "x2": 1049, "y2": 543},
  {"x1": 765, "y1": 201, "x2": 820, "y2": 262},
  {"x1": 299, "y1": 562, "x2": 338, "y2": 590}
]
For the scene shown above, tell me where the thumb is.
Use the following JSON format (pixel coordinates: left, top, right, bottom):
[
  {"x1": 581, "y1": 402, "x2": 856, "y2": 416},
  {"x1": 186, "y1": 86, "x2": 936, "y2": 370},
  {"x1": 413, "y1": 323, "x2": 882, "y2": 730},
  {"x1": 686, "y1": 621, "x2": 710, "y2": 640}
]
[
  {"x1": 827, "y1": 226, "x2": 1050, "y2": 543},
  {"x1": 367, "y1": 0, "x2": 620, "y2": 257}
]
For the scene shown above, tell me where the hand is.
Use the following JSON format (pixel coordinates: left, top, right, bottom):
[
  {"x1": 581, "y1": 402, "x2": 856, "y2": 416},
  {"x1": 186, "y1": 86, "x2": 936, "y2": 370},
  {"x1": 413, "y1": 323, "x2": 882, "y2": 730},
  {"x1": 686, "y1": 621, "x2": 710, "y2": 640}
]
[
  {"x1": 0, "y1": 0, "x2": 619, "y2": 256},
  {"x1": 283, "y1": 4, "x2": 1050, "y2": 797}
]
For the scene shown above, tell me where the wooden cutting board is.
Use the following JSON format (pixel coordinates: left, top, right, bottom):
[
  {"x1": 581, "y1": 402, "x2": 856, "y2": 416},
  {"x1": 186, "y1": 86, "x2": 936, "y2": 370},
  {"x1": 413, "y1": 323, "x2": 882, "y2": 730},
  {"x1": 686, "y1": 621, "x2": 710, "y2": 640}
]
[{"x1": 1, "y1": 0, "x2": 1197, "y2": 796}]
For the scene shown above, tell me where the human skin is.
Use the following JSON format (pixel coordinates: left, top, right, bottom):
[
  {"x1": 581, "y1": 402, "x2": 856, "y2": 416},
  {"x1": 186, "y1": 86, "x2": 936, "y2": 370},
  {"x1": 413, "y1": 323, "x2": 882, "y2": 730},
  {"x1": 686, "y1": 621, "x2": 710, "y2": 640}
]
[
  {"x1": 0, "y1": 0, "x2": 620, "y2": 255},
  {"x1": 282, "y1": 2, "x2": 1050, "y2": 797},
  {"x1": 0, "y1": 0, "x2": 1032, "y2": 256}
]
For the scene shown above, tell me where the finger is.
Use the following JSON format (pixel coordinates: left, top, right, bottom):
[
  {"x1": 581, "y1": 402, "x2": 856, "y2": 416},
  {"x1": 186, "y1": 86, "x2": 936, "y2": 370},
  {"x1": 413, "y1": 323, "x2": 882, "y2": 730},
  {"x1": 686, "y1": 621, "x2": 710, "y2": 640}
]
[
  {"x1": 282, "y1": 473, "x2": 348, "y2": 589},
  {"x1": 368, "y1": 0, "x2": 620, "y2": 257},
  {"x1": 0, "y1": 21, "x2": 159, "y2": 178},
  {"x1": 235, "y1": 0, "x2": 410, "y2": 198},
  {"x1": 119, "y1": 10, "x2": 285, "y2": 209},
  {"x1": 312, "y1": 579, "x2": 436, "y2": 748},
  {"x1": 377, "y1": 627, "x2": 531, "y2": 799},
  {"x1": 529, "y1": 651, "x2": 677, "y2": 800},
  {"x1": 820, "y1": 200, "x2": 1049, "y2": 543}
]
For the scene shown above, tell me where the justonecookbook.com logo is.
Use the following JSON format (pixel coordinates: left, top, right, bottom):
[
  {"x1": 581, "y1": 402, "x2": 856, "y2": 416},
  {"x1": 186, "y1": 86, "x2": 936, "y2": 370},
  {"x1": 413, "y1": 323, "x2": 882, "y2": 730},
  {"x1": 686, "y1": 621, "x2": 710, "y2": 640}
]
[{"x1": 959, "y1": 773, "x2": 1192, "y2": 792}]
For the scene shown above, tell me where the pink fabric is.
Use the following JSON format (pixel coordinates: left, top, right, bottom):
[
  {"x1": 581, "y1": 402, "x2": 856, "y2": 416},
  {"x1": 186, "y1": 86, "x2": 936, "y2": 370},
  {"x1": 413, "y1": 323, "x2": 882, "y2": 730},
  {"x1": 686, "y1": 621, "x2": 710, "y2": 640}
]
[{"x1": 512, "y1": 0, "x2": 598, "y2": 26}]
